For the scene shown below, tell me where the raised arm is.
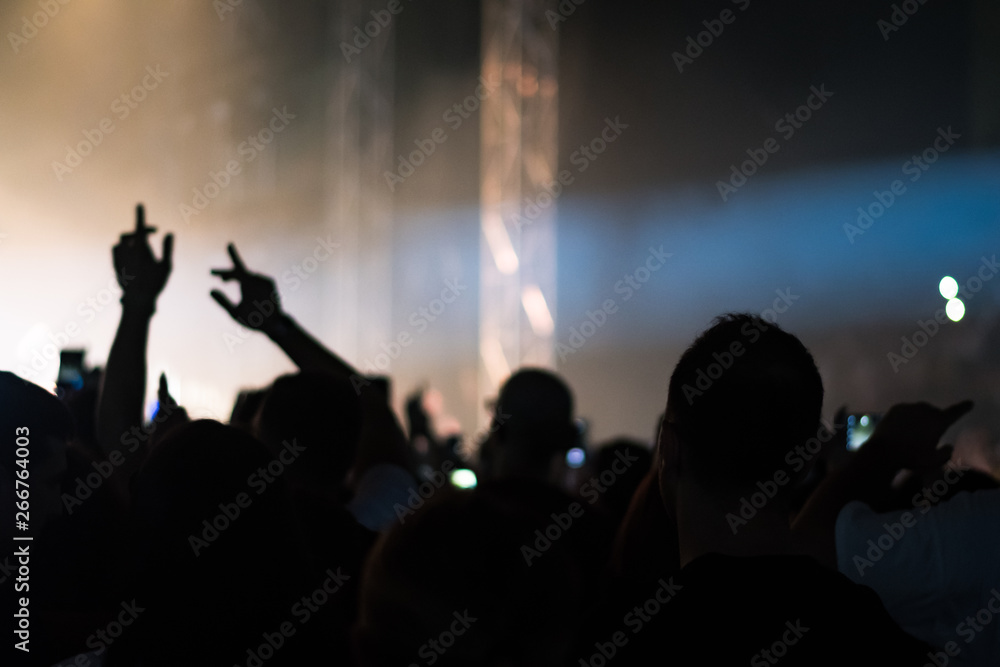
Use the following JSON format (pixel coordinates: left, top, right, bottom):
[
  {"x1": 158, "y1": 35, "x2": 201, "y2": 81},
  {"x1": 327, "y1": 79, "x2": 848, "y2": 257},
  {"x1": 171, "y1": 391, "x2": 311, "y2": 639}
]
[
  {"x1": 210, "y1": 243, "x2": 413, "y2": 477},
  {"x1": 95, "y1": 204, "x2": 173, "y2": 469},
  {"x1": 210, "y1": 243, "x2": 356, "y2": 378}
]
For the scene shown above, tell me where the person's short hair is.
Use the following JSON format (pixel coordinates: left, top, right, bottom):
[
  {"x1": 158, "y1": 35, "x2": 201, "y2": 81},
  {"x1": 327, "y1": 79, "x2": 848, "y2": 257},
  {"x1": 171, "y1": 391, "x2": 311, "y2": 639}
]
[
  {"x1": 255, "y1": 372, "x2": 363, "y2": 493},
  {"x1": 665, "y1": 313, "x2": 823, "y2": 490},
  {"x1": 493, "y1": 368, "x2": 575, "y2": 454}
]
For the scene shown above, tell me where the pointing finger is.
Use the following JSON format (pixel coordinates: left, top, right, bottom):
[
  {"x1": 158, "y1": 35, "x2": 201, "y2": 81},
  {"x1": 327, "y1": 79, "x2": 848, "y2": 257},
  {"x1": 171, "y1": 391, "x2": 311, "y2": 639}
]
[
  {"x1": 133, "y1": 203, "x2": 156, "y2": 237},
  {"x1": 227, "y1": 243, "x2": 248, "y2": 276},
  {"x1": 161, "y1": 233, "x2": 174, "y2": 269},
  {"x1": 158, "y1": 372, "x2": 178, "y2": 408}
]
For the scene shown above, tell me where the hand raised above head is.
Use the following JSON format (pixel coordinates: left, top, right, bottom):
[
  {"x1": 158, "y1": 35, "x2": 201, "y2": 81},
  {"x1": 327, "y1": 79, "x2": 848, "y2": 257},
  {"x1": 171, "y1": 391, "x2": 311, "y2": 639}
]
[
  {"x1": 149, "y1": 372, "x2": 190, "y2": 449},
  {"x1": 210, "y1": 243, "x2": 283, "y2": 331},
  {"x1": 864, "y1": 400, "x2": 974, "y2": 472},
  {"x1": 113, "y1": 203, "x2": 173, "y2": 311}
]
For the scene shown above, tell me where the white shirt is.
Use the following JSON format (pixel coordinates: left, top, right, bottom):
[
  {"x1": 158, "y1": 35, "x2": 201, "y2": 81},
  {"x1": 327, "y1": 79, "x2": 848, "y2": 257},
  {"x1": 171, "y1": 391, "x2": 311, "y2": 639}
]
[{"x1": 836, "y1": 488, "x2": 1000, "y2": 667}]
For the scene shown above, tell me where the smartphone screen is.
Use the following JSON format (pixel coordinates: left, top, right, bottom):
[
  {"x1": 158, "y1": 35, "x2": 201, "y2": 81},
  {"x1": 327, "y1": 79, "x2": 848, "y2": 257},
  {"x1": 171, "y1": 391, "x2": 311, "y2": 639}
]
[
  {"x1": 846, "y1": 413, "x2": 880, "y2": 451},
  {"x1": 57, "y1": 349, "x2": 85, "y2": 391}
]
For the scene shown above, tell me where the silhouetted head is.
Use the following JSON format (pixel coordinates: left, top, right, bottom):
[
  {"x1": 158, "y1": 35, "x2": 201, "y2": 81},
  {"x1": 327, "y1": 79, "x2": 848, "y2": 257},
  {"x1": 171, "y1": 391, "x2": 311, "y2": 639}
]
[
  {"x1": 355, "y1": 485, "x2": 587, "y2": 666},
  {"x1": 659, "y1": 314, "x2": 824, "y2": 498},
  {"x1": 0, "y1": 371, "x2": 73, "y2": 532},
  {"x1": 591, "y1": 439, "x2": 653, "y2": 519},
  {"x1": 483, "y1": 368, "x2": 576, "y2": 481},
  {"x1": 115, "y1": 419, "x2": 308, "y2": 666},
  {"x1": 254, "y1": 371, "x2": 363, "y2": 497}
]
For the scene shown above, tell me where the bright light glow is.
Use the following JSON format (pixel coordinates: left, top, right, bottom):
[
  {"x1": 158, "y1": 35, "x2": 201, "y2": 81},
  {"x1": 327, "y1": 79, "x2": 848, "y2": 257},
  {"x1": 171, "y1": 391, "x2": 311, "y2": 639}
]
[
  {"x1": 482, "y1": 212, "x2": 519, "y2": 274},
  {"x1": 946, "y1": 298, "x2": 965, "y2": 322},
  {"x1": 480, "y1": 337, "x2": 511, "y2": 389},
  {"x1": 860, "y1": 415, "x2": 869, "y2": 427},
  {"x1": 939, "y1": 276, "x2": 959, "y2": 300},
  {"x1": 566, "y1": 447, "x2": 586, "y2": 468},
  {"x1": 450, "y1": 468, "x2": 478, "y2": 489},
  {"x1": 521, "y1": 284, "x2": 555, "y2": 336}
]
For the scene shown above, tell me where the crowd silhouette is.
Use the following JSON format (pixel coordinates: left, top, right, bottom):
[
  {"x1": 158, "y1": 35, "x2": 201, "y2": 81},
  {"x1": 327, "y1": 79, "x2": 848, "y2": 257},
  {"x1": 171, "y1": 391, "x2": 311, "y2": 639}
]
[{"x1": 2, "y1": 205, "x2": 999, "y2": 666}]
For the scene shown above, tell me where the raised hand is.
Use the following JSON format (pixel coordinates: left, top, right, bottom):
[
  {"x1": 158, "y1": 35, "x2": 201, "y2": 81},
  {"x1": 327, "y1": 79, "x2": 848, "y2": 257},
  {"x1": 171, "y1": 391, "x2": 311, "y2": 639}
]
[
  {"x1": 150, "y1": 372, "x2": 190, "y2": 449},
  {"x1": 863, "y1": 400, "x2": 974, "y2": 472},
  {"x1": 156, "y1": 372, "x2": 184, "y2": 416},
  {"x1": 113, "y1": 204, "x2": 173, "y2": 311},
  {"x1": 210, "y1": 243, "x2": 283, "y2": 331}
]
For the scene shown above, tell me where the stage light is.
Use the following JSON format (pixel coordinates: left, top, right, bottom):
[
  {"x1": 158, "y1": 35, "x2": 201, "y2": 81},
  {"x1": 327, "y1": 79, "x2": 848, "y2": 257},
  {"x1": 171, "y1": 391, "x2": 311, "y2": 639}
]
[
  {"x1": 480, "y1": 337, "x2": 512, "y2": 388},
  {"x1": 521, "y1": 284, "x2": 555, "y2": 336},
  {"x1": 939, "y1": 276, "x2": 959, "y2": 300},
  {"x1": 483, "y1": 211, "x2": 519, "y2": 274},
  {"x1": 946, "y1": 298, "x2": 965, "y2": 322}
]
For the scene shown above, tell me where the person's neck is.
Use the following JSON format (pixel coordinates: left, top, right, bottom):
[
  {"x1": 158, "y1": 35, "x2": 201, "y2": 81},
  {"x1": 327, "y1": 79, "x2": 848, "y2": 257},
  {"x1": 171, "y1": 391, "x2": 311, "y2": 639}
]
[{"x1": 675, "y1": 478, "x2": 808, "y2": 568}]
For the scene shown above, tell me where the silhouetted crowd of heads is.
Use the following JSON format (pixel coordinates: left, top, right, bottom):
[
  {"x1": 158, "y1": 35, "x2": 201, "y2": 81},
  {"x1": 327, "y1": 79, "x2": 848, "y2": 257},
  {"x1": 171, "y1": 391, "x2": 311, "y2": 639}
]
[{"x1": 2, "y1": 217, "x2": 999, "y2": 667}]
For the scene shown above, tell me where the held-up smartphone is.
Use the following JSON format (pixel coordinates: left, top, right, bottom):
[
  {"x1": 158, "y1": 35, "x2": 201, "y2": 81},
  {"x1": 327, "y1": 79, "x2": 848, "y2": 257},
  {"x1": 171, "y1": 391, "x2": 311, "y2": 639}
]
[
  {"x1": 564, "y1": 418, "x2": 589, "y2": 468},
  {"x1": 57, "y1": 349, "x2": 86, "y2": 391},
  {"x1": 846, "y1": 413, "x2": 881, "y2": 451}
]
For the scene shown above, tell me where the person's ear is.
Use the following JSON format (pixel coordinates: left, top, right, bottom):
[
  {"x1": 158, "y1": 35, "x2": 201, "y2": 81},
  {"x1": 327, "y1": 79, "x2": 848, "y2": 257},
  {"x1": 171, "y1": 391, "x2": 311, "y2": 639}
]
[{"x1": 656, "y1": 421, "x2": 682, "y2": 486}]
